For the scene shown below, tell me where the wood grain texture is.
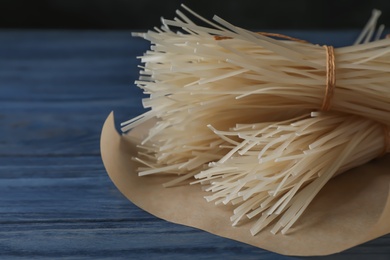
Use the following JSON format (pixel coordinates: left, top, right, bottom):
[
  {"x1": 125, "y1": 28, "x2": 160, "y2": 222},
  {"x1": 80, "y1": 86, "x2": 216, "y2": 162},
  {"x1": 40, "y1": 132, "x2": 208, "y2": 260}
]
[{"x1": 0, "y1": 30, "x2": 389, "y2": 259}]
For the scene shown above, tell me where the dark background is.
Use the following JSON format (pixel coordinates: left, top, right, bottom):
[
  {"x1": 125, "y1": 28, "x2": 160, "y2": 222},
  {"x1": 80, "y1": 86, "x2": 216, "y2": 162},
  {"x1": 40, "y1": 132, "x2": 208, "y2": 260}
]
[{"x1": 1, "y1": 0, "x2": 390, "y2": 30}]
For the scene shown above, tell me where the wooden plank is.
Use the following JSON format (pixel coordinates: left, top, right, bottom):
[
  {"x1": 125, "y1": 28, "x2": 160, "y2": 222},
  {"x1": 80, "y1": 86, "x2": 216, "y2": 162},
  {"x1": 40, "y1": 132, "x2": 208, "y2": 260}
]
[
  {"x1": 0, "y1": 30, "x2": 146, "y2": 102},
  {"x1": 0, "y1": 156, "x2": 154, "y2": 221},
  {"x1": 0, "y1": 103, "x2": 136, "y2": 156},
  {"x1": 0, "y1": 30, "x2": 147, "y2": 156},
  {"x1": 0, "y1": 156, "x2": 291, "y2": 259},
  {"x1": 1, "y1": 156, "x2": 389, "y2": 259}
]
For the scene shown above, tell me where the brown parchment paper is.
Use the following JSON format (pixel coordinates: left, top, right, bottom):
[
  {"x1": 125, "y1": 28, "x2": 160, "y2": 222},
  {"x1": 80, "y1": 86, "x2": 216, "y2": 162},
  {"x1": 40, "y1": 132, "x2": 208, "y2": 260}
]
[{"x1": 100, "y1": 112, "x2": 390, "y2": 256}]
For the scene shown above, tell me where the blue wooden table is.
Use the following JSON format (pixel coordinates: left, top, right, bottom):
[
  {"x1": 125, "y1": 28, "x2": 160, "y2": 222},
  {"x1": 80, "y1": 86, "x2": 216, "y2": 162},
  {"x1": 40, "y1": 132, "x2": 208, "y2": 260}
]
[{"x1": 1, "y1": 30, "x2": 389, "y2": 259}]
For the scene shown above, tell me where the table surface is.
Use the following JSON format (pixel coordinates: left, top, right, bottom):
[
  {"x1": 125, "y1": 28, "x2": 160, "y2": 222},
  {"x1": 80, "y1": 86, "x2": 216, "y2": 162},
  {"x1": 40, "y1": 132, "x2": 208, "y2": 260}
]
[{"x1": 1, "y1": 29, "x2": 389, "y2": 260}]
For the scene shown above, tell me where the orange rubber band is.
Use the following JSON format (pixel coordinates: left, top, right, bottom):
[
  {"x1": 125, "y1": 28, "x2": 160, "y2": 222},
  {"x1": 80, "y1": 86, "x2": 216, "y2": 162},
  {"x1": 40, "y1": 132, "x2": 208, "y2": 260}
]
[{"x1": 321, "y1": 45, "x2": 336, "y2": 111}]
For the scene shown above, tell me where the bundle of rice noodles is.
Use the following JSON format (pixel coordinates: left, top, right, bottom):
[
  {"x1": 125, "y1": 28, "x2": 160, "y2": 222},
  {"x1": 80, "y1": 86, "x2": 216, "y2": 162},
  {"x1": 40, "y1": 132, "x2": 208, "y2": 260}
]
[
  {"x1": 194, "y1": 112, "x2": 389, "y2": 235},
  {"x1": 131, "y1": 107, "x2": 308, "y2": 187},
  {"x1": 123, "y1": 6, "x2": 390, "y2": 130},
  {"x1": 122, "y1": 5, "x2": 390, "y2": 234}
]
